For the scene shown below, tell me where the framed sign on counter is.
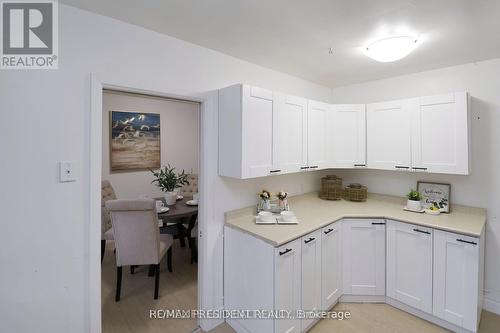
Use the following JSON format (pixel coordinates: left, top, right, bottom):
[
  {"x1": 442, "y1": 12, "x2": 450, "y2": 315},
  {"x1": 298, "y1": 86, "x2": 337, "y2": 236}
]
[{"x1": 417, "y1": 181, "x2": 451, "y2": 213}]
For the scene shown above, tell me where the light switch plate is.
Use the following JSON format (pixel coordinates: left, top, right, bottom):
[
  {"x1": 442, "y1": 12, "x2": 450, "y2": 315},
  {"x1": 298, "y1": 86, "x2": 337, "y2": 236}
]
[{"x1": 59, "y1": 161, "x2": 76, "y2": 182}]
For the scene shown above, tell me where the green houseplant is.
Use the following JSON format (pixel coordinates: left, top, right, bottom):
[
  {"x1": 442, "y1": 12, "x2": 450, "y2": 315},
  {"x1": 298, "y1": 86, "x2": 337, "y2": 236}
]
[
  {"x1": 406, "y1": 189, "x2": 422, "y2": 212},
  {"x1": 150, "y1": 164, "x2": 190, "y2": 205}
]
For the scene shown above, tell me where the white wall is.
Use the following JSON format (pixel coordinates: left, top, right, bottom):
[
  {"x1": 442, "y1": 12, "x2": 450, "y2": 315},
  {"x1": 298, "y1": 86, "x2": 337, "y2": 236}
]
[
  {"x1": 102, "y1": 91, "x2": 199, "y2": 199},
  {"x1": 331, "y1": 58, "x2": 500, "y2": 310},
  {"x1": 0, "y1": 4, "x2": 331, "y2": 333}
]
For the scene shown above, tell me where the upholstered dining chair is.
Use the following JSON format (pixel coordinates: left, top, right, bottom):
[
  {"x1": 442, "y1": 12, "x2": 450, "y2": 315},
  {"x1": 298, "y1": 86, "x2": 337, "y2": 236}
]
[
  {"x1": 189, "y1": 224, "x2": 198, "y2": 264},
  {"x1": 179, "y1": 174, "x2": 198, "y2": 198},
  {"x1": 101, "y1": 180, "x2": 117, "y2": 262},
  {"x1": 106, "y1": 199, "x2": 173, "y2": 301}
]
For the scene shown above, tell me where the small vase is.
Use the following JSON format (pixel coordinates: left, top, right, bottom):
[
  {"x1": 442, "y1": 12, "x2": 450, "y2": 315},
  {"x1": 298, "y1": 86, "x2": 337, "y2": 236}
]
[
  {"x1": 406, "y1": 199, "x2": 422, "y2": 212},
  {"x1": 259, "y1": 199, "x2": 270, "y2": 211},
  {"x1": 279, "y1": 199, "x2": 288, "y2": 211},
  {"x1": 164, "y1": 191, "x2": 177, "y2": 205}
]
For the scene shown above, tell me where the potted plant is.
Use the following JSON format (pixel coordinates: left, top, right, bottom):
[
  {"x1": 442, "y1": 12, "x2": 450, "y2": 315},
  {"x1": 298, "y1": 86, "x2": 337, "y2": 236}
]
[
  {"x1": 150, "y1": 164, "x2": 189, "y2": 205},
  {"x1": 406, "y1": 189, "x2": 422, "y2": 212}
]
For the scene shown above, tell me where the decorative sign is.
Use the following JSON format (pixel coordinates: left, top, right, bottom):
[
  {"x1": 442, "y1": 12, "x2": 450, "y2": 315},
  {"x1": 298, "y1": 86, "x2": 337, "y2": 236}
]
[{"x1": 417, "y1": 181, "x2": 451, "y2": 213}]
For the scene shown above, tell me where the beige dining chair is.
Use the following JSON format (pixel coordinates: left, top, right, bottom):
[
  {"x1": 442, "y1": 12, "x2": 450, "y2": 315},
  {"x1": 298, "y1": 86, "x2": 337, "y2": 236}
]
[
  {"x1": 179, "y1": 174, "x2": 198, "y2": 198},
  {"x1": 101, "y1": 180, "x2": 116, "y2": 262},
  {"x1": 106, "y1": 199, "x2": 173, "y2": 301}
]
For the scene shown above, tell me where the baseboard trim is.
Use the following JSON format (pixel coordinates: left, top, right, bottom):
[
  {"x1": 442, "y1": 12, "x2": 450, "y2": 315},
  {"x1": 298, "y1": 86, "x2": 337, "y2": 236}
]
[
  {"x1": 340, "y1": 294, "x2": 385, "y2": 303},
  {"x1": 385, "y1": 297, "x2": 474, "y2": 333},
  {"x1": 226, "y1": 318, "x2": 251, "y2": 333},
  {"x1": 483, "y1": 297, "x2": 500, "y2": 315}
]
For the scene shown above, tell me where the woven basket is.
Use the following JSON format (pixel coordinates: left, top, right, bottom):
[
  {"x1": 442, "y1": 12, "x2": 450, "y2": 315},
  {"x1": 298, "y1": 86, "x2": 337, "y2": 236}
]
[
  {"x1": 319, "y1": 175, "x2": 343, "y2": 200},
  {"x1": 344, "y1": 183, "x2": 368, "y2": 202}
]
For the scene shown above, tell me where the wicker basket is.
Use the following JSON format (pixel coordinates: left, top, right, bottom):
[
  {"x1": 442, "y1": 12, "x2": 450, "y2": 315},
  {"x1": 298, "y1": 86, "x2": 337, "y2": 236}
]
[
  {"x1": 319, "y1": 175, "x2": 343, "y2": 200},
  {"x1": 344, "y1": 183, "x2": 368, "y2": 202}
]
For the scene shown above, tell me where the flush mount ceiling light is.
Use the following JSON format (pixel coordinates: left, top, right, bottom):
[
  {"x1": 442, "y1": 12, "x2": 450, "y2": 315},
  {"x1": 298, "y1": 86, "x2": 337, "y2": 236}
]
[{"x1": 364, "y1": 36, "x2": 419, "y2": 62}]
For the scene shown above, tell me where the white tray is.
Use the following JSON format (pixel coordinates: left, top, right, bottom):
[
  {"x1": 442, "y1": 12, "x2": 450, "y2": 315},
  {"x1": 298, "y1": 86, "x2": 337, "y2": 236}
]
[
  {"x1": 255, "y1": 216, "x2": 277, "y2": 224},
  {"x1": 276, "y1": 216, "x2": 299, "y2": 224},
  {"x1": 403, "y1": 206, "x2": 424, "y2": 213}
]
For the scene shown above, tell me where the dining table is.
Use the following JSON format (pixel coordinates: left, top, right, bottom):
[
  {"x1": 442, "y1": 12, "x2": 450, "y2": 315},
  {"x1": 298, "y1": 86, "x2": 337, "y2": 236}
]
[{"x1": 156, "y1": 196, "x2": 198, "y2": 247}]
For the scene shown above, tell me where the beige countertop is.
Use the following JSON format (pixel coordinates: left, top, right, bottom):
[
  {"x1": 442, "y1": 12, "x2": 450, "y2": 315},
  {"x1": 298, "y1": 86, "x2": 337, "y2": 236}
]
[{"x1": 225, "y1": 192, "x2": 487, "y2": 247}]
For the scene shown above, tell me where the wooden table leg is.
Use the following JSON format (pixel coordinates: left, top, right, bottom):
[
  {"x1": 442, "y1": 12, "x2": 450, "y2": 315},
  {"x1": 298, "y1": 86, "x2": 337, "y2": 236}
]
[{"x1": 178, "y1": 218, "x2": 186, "y2": 247}]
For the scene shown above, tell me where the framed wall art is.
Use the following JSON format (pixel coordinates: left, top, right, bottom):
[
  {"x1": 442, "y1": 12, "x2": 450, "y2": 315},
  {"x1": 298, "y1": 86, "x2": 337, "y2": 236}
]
[
  {"x1": 110, "y1": 111, "x2": 161, "y2": 172},
  {"x1": 417, "y1": 181, "x2": 451, "y2": 213}
]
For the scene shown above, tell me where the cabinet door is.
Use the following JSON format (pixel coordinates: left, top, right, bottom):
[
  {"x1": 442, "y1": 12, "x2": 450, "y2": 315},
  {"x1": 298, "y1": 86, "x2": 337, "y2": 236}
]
[
  {"x1": 411, "y1": 92, "x2": 470, "y2": 175},
  {"x1": 273, "y1": 94, "x2": 308, "y2": 174},
  {"x1": 301, "y1": 230, "x2": 322, "y2": 331},
  {"x1": 321, "y1": 221, "x2": 342, "y2": 310},
  {"x1": 329, "y1": 105, "x2": 366, "y2": 168},
  {"x1": 307, "y1": 100, "x2": 329, "y2": 170},
  {"x1": 367, "y1": 100, "x2": 411, "y2": 171},
  {"x1": 386, "y1": 221, "x2": 433, "y2": 313},
  {"x1": 275, "y1": 239, "x2": 302, "y2": 333},
  {"x1": 242, "y1": 85, "x2": 274, "y2": 178},
  {"x1": 342, "y1": 219, "x2": 385, "y2": 295},
  {"x1": 433, "y1": 230, "x2": 479, "y2": 331}
]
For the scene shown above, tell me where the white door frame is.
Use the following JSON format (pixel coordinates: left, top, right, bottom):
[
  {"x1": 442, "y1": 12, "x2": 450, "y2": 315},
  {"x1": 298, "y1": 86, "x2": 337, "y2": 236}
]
[{"x1": 89, "y1": 73, "x2": 218, "y2": 332}]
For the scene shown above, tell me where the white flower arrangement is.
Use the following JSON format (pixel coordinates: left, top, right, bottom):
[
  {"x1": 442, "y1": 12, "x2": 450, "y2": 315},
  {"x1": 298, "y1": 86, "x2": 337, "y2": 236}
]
[{"x1": 277, "y1": 191, "x2": 288, "y2": 200}]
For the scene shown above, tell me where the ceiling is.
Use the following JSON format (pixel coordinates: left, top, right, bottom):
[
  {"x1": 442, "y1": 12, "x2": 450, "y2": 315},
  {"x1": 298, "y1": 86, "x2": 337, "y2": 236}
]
[{"x1": 60, "y1": 0, "x2": 500, "y2": 88}]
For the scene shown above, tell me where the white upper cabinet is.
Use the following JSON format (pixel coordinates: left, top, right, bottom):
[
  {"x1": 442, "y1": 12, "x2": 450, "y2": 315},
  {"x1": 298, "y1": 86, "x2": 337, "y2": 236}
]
[
  {"x1": 411, "y1": 92, "x2": 470, "y2": 175},
  {"x1": 273, "y1": 93, "x2": 308, "y2": 174},
  {"x1": 219, "y1": 84, "x2": 471, "y2": 178},
  {"x1": 433, "y1": 230, "x2": 481, "y2": 332},
  {"x1": 342, "y1": 219, "x2": 386, "y2": 296},
  {"x1": 307, "y1": 100, "x2": 329, "y2": 170},
  {"x1": 386, "y1": 220, "x2": 433, "y2": 314},
  {"x1": 328, "y1": 104, "x2": 366, "y2": 168},
  {"x1": 219, "y1": 84, "x2": 274, "y2": 179},
  {"x1": 367, "y1": 100, "x2": 412, "y2": 171}
]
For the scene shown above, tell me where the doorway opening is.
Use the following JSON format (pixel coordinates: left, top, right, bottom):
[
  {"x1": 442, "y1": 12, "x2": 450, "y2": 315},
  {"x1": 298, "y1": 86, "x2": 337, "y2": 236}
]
[{"x1": 96, "y1": 88, "x2": 202, "y2": 332}]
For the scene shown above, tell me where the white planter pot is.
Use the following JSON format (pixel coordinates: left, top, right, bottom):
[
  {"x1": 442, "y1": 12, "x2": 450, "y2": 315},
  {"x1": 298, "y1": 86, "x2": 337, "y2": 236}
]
[
  {"x1": 164, "y1": 191, "x2": 177, "y2": 205},
  {"x1": 406, "y1": 199, "x2": 422, "y2": 212}
]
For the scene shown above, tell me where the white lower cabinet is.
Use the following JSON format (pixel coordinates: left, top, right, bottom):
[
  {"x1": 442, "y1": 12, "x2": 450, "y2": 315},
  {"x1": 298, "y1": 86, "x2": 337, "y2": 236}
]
[
  {"x1": 342, "y1": 219, "x2": 386, "y2": 296},
  {"x1": 433, "y1": 230, "x2": 481, "y2": 332},
  {"x1": 275, "y1": 239, "x2": 302, "y2": 333},
  {"x1": 301, "y1": 230, "x2": 322, "y2": 331},
  {"x1": 386, "y1": 220, "x2": 433, "y2": 313},
  {"x1": 321, "y1": 221, "x2": 342, "y2": 310},
  {"x1": 224, "y1": 218, "x2": 484, "y2": 333}
]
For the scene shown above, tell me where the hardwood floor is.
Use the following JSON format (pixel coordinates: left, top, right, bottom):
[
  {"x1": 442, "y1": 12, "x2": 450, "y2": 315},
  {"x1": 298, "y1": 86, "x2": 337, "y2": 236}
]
[{"x1": 103, "y1": 241, "x2": 500, "y2": 333}]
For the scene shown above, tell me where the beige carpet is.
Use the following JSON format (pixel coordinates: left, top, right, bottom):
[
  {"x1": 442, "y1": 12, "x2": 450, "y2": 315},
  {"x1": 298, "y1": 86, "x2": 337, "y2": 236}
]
[{"x1": 103, "y1": 241, "x2": 500, "y2": 333}]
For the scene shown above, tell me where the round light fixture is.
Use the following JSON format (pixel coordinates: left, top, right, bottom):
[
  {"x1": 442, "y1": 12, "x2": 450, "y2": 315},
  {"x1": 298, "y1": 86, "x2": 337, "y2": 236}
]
[{"x1": 364, "y1": 36, "x2": 419, "y2": 62}]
